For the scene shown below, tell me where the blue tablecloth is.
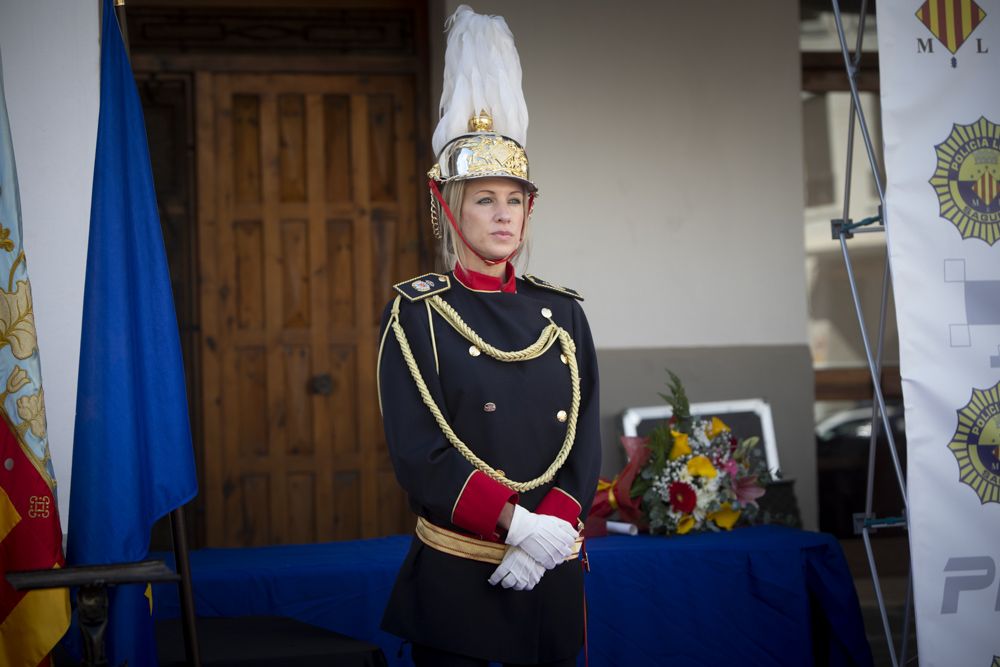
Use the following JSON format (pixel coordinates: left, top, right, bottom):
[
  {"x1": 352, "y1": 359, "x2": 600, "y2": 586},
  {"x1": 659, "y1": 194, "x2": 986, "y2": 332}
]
[{"x1": 154, "y1": 526, "x2": 872, "y2": 666}]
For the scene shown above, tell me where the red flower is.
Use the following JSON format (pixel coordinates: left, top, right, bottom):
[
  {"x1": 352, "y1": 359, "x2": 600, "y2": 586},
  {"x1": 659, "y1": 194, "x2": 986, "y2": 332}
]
[{"x1": 667, "y1": 481, "x2": 697, "y2": 514}]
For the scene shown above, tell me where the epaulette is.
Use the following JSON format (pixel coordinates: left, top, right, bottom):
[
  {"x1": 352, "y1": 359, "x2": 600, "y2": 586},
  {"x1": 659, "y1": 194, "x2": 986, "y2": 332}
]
[
  {"x1": 393, "y1": 273, "x2": 452, "y2": 302},
  {"x1": 523, "y1": 274, "x2": 583, "y2": 301}
]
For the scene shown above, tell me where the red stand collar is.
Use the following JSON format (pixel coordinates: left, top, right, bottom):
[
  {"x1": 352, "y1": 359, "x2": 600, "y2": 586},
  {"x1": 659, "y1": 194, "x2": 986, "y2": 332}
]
[{"x1": 454, "y1": 263, "x2": 517, "y2": 293}]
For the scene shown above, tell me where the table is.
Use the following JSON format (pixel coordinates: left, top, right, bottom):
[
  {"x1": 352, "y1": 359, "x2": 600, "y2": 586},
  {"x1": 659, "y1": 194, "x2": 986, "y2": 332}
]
[{"x1": 153, "y1": 526, "x2": 872, "y2": 666}]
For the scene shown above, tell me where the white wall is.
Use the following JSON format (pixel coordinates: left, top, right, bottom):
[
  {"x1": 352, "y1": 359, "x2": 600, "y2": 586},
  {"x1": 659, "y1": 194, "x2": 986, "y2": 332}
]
[
  {"x1": 0, "y1": 0, "x2": 100, "y2": 528},
  {"x1": 438, "y1": 0, "x2": 809, "y2": 350}
]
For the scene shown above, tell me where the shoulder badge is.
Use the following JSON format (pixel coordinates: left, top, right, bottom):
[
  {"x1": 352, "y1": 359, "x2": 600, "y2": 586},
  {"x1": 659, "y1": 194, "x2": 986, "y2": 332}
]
[
  {"x1": 523, "y1": 274, "x2": 583, "y2": 300},
  {"x1": 393, "y1": 273, "x2": 452, "y2": 302}
]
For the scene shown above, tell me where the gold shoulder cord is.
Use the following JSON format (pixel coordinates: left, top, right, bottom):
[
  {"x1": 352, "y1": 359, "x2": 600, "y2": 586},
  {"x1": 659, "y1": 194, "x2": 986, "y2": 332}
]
[{"x1": 388, "y1": 294, "x2": 582, "y2": 493}]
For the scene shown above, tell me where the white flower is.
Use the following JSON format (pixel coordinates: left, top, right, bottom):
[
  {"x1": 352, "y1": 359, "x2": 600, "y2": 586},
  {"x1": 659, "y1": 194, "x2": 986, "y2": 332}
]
[{"x1": 695, "y1": 477, "x2": 720, "y2": 511}]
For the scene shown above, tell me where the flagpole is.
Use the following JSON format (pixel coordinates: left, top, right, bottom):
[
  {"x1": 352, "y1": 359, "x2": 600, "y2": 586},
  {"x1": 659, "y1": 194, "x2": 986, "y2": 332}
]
[
  {"x1": 113, "y1": 0, "x2": 130, "y2": 66},
  {"x1": 111, "y1": 3, "x2": 201, "y2": 666}
]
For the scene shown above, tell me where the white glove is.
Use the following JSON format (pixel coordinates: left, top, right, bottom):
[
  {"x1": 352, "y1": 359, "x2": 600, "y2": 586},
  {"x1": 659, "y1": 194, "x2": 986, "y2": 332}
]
[
  {"x1": 504, "y1": 504, "x2": 578, "y2": 570},
  {"x1": 488, "y1": 545, "x2": 545, "y2": 591}
]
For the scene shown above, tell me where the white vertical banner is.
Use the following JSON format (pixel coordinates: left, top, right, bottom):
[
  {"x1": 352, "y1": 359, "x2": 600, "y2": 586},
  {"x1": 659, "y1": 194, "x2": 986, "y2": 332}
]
[{"x1": 877, "y1": 2, "x2": 1000, "y2": 666}]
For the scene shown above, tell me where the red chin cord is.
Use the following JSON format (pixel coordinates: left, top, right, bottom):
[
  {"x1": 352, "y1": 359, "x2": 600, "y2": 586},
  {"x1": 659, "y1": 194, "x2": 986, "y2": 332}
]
[{"x1": 428, "y1": 179, "x2": 534, "y2": 267}]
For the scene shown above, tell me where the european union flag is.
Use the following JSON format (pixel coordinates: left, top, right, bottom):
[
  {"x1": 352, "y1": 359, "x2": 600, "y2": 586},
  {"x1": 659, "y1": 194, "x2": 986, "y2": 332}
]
[{"x1": 67, "y1": 0, "x2": 198, "y2": 664}]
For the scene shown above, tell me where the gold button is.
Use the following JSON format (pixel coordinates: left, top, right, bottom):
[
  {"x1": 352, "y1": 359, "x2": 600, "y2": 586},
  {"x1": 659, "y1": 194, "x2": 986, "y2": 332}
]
[
  {"x1": 484, "y1": 402, "x2": 496, "y2": 413},
  {"x1": 541, "y1": 307, "x2": 552, "y2": 319},
  {"x1": 560, "y1": 354, "x2": 568, "y2": 365},
  {"x1": 469, "y1": 345, "x2": 481, "y2": 357},
  {"x1": 556, "y1": 410, "x2": 567, "y2": 422}
]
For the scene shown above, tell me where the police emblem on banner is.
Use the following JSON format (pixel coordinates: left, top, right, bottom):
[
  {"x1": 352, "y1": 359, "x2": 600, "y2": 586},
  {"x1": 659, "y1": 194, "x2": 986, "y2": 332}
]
[
  {"x1": 949, "y1": 381, "x2": 1000, "y2": 503},
  {"x1": 930, "y1": 117, "x2": 1000, "y2": 245}
]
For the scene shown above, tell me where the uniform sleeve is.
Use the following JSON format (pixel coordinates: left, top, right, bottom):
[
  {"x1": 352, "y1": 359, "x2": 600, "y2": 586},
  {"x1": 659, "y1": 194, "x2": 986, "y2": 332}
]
[
  {"x1": 378, "y1": 298, "x2": 516, "y2": 539},
  {"x1": 535, "y1": 299, "x2": 602, "y2": 527}
]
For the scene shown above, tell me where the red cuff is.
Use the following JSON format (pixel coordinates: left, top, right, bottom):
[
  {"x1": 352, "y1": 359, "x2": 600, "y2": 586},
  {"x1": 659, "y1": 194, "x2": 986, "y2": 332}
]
[
  {"x1": 536, "y1": 487, "x2": 583, "y2": 526},
  {"x1": 451, "y1": 470, "x2": 517, "y2": 539}
]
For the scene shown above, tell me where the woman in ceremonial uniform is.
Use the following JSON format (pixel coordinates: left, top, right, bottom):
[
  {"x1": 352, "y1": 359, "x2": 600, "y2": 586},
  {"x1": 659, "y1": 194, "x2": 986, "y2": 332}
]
[{"x1": 376, "y1": 6, "x2": 602, "y2": 667}]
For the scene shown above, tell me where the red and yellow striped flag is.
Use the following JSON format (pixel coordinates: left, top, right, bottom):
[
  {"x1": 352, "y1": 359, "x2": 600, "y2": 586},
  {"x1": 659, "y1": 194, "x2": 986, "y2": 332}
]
[{"x1": 0, "y1": 55, "x2": 71, "y2": 667}]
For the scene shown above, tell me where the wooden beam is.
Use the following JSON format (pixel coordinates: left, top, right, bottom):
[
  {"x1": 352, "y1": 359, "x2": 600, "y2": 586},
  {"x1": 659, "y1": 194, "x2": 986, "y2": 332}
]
[{"x1": 815, "y1": 366, "x2": 902, "y2": 402}]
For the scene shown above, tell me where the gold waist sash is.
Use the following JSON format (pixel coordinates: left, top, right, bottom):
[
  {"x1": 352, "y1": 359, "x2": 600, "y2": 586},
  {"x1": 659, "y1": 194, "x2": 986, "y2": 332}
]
[{"x1": 415, "y1": 516, "x2": 582, "y2": 565}]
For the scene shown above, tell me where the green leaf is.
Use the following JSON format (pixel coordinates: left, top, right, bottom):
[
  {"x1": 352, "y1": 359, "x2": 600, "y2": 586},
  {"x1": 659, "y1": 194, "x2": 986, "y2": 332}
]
[
  {"x1": 733, "y1": 436, "x2": 761, "y2": 462},
  {"x1": 658, "y1": 369, "x2": 692, "y2": 430},
  {"x1": 631, "y1": 477, "x2": 651, "y2": 499}
]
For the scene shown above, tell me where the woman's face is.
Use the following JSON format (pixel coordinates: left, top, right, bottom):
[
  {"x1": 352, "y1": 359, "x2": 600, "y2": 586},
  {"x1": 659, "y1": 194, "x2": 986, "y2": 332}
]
[{"x1": 458, "y1": 177, "x2": 526, "y2": 265}]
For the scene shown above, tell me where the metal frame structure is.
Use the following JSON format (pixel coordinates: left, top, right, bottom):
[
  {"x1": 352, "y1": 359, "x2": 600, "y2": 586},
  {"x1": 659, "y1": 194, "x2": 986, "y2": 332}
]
[{"x1": 829, "y1": 1, "x2": 914, "y2": 665}]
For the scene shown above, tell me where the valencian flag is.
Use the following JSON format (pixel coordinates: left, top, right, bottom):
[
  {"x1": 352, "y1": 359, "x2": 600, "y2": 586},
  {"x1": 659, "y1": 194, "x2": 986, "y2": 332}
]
[
  {"x1": 0, "y1": 51, "x2": 71, "y2": 667},
  {"x1": 66, "y1": 0, "x2": 198, "y2": 664}
]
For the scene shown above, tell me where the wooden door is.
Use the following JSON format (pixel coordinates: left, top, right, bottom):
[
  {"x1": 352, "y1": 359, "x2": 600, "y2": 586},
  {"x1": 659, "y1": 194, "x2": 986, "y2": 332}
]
[{"x1": 197, "y1": 73, "x2": 421, "y2": 547}]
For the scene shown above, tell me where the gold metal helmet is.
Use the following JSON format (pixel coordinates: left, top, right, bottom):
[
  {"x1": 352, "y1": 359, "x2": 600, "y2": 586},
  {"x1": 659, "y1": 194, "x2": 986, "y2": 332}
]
[{"x1": 428, "y1": 112, "x2": 535, "y2": 193}]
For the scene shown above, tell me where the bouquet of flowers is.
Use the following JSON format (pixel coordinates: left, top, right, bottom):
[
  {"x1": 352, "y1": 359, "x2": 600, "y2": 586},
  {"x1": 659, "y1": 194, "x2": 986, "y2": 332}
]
[{"x1": 592, "y1": 372, "x2": 770, "y2": 536}]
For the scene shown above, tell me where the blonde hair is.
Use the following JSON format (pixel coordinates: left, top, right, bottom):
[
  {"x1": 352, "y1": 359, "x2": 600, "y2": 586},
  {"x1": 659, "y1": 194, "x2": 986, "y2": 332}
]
[{"x1": 435, "y1": 179, "x2": 532, "y2": 274}]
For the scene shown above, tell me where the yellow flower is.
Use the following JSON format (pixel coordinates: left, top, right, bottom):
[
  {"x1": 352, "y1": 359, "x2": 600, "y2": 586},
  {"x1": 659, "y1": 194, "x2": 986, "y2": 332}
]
[
  {"x1": 17, "y1": 388, "x2": 46, "y2": 439},
  {"x1": 668, "y1": 431, "x2": 691, "y2": 460},
  {"x1": 686, "y1": 455, "x2": 717, "y2": 478},
  {"x1": 709, "y1": 503, "x2": 741, "y2": 530},
  {"x1": 0, "y1": 225, "x2": 14, "y2": 252},
  {"x1": 677, "y1": 515, "x2": 695, "y2": 535},
  {"x1": 0, "y1": 280, "x2": 37, "y2": 360},
  {"x1": 6, "y1": 366, "x2": 29, "y2": 394},
  {"x1": 707, "y1": 417, "x2": 729, "y2": 438}
]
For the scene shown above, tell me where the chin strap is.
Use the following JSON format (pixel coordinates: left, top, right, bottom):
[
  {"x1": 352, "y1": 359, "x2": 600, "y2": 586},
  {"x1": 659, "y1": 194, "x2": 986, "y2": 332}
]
[{"x1": 428, "y1": 179, "x2": 534, "y2": 266}]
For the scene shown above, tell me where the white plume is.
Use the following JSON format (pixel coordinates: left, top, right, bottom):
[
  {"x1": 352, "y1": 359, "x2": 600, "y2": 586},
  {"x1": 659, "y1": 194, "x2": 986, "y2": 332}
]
[{"x1": 432, "y1": 5, "x2": 529, "y2": 156}]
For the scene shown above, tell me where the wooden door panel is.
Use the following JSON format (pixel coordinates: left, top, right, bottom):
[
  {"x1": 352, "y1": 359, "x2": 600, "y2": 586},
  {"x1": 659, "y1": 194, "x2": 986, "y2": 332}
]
[
  {"x1": 284, "y1": 344, "x2": 314, "y2": 456},
  {"x1": 234, "y1": 220, "x2": 265, "y2": 329},
  {"x1": 370, "y1": 213, "x2": 398, "y2": 328},
  {"x1": 277, "y1": 94, "x2": 308, "y2": 203},
  {"x1": 368, "y1": 94, "x2": 398, "y2": 202},
  {"x1": 286, "y1": 472, "x2": 317, "y2": 544},
  {"x1": 324, "y1": 95, "x2": 354, "y2": 203},
  {"x1": 232, "y1": 94, "x2": 262, "y2": 205},
  {"x1": 327, "y1": 219, "x2": 356, "y2": 327},
  {"x1": 200, "y1": 72, "x2": 418, "y2": 546},
  {"x1": 235, "y1": 348, "x2": 269, "y2": 458},
  {"x1": 279, "y1": 220, "x2": 311, "y2": 328},
  {"x1": 332, "y1": 470, "x2": 361, "y2": 540},
  {"x1": 329, "y1": 345, "x2": 359, "y2": 458}
]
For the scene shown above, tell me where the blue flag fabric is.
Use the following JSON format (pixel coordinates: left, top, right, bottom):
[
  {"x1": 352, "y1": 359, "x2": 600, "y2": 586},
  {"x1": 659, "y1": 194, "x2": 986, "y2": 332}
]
[{"x1": 67, "y1": 1, "x2": 198, "y2": 664}]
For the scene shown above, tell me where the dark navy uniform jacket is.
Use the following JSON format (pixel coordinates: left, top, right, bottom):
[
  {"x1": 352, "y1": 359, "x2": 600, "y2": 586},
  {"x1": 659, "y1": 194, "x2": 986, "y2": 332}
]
[{"x1": 377, "y1": 267, "x2": 602, "y2": 664}]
